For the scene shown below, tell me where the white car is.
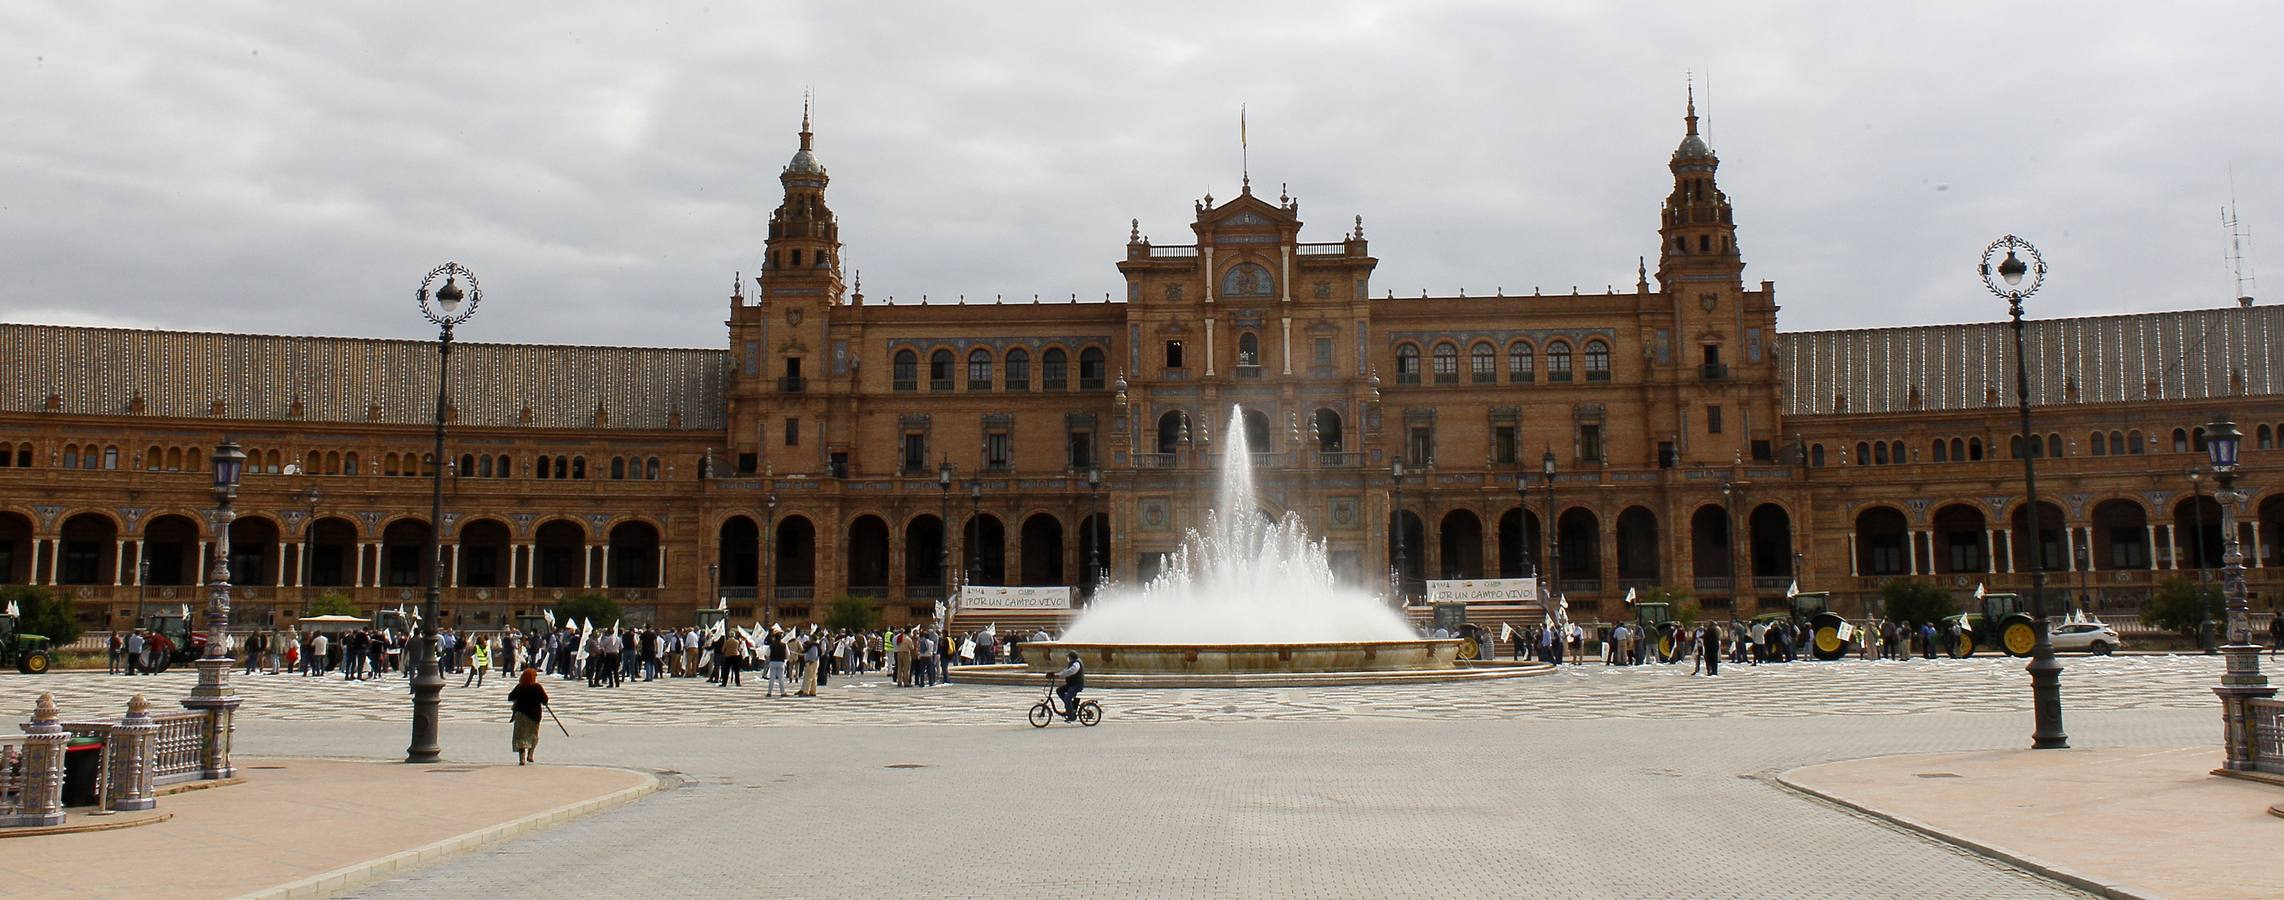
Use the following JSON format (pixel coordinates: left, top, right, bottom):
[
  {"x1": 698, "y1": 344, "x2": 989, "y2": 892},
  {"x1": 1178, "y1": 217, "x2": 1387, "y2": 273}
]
[{"x1": 2046, "y1": 622, "x2": 2122, "y2": 655}]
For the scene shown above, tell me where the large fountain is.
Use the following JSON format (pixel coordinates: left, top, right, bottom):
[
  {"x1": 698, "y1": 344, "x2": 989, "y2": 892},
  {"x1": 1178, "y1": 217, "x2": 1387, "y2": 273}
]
[{"x1": 963, "y1": 406, "x2": 1546, "y2": 686}]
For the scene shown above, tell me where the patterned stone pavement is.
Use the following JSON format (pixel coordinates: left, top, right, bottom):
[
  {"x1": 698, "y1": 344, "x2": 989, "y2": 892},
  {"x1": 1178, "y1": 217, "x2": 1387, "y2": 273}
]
[{"x1": 4, "y1": 656, "x2": 2235, "y2": 898}]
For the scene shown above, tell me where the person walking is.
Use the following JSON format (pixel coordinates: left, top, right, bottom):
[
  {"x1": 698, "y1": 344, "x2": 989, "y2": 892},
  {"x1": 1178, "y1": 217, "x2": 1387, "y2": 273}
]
[
  {"x1": 797, "y1": 631, "x2": 822, "y2": 697},
  {"x1": 717, "y1": 628, "x2": 745, "y2": 687},
  {"x1": 764, "y1": 627, "x2": 790, "y2": 697},
  {"x1": 508, "y1": 668, "x2": 549, "y2": 766},
  {"x1": 1698, "y1": 623, "x2": 1722, "y2": 676},
  {"x1": 465, "y1": 639, "x2": 491, "y2": 687}
]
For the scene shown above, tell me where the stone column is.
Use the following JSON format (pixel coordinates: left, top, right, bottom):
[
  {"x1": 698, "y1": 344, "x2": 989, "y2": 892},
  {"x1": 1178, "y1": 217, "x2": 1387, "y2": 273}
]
[
  {"x1": 1846, "y1": 533, "x2": 1859, "y2": 577},
  {"x1": 2001, "y1": 529, "x2": 2015, "y2": 573},
  {"x1": 113, "y1": 539, "x2": 126, "y2": 585},
  {"x1": 656, "y1": 545, "x2": 667, "y2": 590},
  {"x1": 133, "y1": 541, "x2": 145, "y2": 584},
  {"x1": 106, "y1": 693, "x2": 159, "y2": 812},
  {"x1": 1984, "y1": 529, "x2": 1997, "y2": 573},
  {"x1": 352, "y1": 543, "x2": 366, "y2": 588},
  {"x1": 11, "y1": 693, "x2": 67, "y2": 827},
  {"x1": 2162, "y1": 524, "x2": 2179, "y2": 569},
  {"x1": 2064, "y1": 526, "x2": 2078, "y2": 572},
  {"x1": 581, "y1": 545, "x2": 592, "y2": 589},
  {"x1": 45, "y1": 539, "x2": 59, "y2": 586},
  {"x1": 598, "y1": 546, "x2": 611, "y2": 589},
  {"x1": 2252, "y1": 523, "x2": 2266, "y2": 569},
  {"x1": 2148, "y1": 528, "x2": 2161, "y2": 571},
  {"x1": 294, "y1": 542, "x2": 307, "y2": 588},
  {"x1": 447, "y1": 544, "x2": 460, "y2": 588},
  {"x1": 1906, "y1": 531, "x2": 1921, "y2": 576}
]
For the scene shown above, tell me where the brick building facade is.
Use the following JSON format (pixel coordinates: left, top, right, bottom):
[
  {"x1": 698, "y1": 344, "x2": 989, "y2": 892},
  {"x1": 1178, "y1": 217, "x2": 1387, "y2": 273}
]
[{"x1": 5, "y1": 99, "x2": 2282, "y2": 631}]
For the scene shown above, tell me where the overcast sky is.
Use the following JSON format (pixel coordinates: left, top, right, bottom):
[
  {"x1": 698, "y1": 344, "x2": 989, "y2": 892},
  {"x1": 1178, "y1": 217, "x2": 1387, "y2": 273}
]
[{"x1": 4, "y1": 1, "x2": 2279, "y2": 348}]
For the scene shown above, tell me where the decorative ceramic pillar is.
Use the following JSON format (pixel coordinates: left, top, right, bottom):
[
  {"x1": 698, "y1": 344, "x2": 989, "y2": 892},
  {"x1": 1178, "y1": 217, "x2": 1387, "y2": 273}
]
[
  {"x1": 106, "y1": 693, "x2": 159, "y2": 812},
  {"x1": 1984, "y1": 529, "x2": 1997, "y2": 573},
  {"x1": 12, "y1": 693, "x2": 67, "y2": 827}
]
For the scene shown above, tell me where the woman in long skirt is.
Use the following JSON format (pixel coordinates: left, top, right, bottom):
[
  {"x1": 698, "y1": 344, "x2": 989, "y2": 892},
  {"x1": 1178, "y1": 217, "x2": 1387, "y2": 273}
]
[{"x1": 508, "y1": 667, "x2": 549, "y2": 765}]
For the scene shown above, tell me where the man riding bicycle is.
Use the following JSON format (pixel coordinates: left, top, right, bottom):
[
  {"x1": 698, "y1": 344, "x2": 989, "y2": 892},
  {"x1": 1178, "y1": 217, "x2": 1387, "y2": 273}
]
[{"x1": 1051, "y1": 652, "x2": 1084, "y2": 721}]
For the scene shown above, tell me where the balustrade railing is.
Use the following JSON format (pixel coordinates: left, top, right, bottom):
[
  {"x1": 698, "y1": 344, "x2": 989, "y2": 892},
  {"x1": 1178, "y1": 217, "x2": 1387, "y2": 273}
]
[{"x1": 2250, "y1": 699, "x2": 2284, "y2": 775}]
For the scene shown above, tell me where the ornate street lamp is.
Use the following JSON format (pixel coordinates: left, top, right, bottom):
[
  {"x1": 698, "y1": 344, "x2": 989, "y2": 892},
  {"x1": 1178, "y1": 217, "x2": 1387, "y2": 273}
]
[
  {"x1": 408, "y1": 262, "x2": 480, "y2": 764},
  {"x1": 1390, "y1": 459, "x2": 1407, "y2": 602},
  {"x1": 2204, "y1": 417, "x2": 2275, "y2": 771},
  {"x1": 1087, "y1": 465, "x2": 1104, "y2": 597},
  {"x1": 2189, "y1": 466, "x2": 2216, "y2": 652},
  {"x1": 1979, "y1": 235, "x2": 2067, "y2": 749},
  {"x1": 938, "y1": 463, "x2": 953, "y2": 591},
  {"x1": 1542, "y1": 450, "x2": 1560, "y2": 604},
  {"x1": 182, "y1": 439, "x2": 244, "y2": 777},
  {"x1": 1514, "y1": 474, "x2": 1534, "y2": 580},
  {"x1": 968, "y1": 477, "x2": 983, "y2": 587}
]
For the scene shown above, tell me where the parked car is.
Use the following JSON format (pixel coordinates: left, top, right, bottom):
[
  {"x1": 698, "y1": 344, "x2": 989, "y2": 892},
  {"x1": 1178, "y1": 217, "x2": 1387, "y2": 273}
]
[{"x1": 2046, "y1": 621, "x2": 2122, "y2": 655}]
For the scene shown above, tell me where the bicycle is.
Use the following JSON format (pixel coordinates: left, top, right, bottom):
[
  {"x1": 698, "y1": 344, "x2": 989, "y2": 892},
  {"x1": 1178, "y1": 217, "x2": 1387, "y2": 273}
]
[{"x1": 1028, "y1": 678, "x2": 1101, "y2": 727}]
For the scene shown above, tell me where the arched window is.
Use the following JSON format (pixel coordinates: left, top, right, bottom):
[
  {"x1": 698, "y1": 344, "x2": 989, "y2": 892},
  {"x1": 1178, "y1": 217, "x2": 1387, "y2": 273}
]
[
  {"x1": 1431, "y1": 343, "x2": 1458, "y2": 384},
  {"x1": 1932, "y1": 440, "x2": 1948, "y2": 463},
  {"x1": 1508, "y1": 341, "x2": 1534, "y2": 383},
  {"x1": 892, "y1": 349, "x2": 918, "y2": 391},
  {"x1": 478, "y1": 455, "x2": 493, "y2": 477},
  {"x1": 1891, "y1": 440, "x2": 1906, "y2": 464},
  {"x1": 2047, "y1": 434, "x2": 2063, "y2": 458},
  {"x1": 1005, "y1": 348, "x2": 1030, "y2": 391},
  {"x1": 2127, "y1": 431, "x2": 2144, "y2": 454},
  {"x1": 458, "y1": 453, "x2": 474, "y2": 477},
  {"x1": 2192, "y1": 426, "x2": 2208, "y2": 452},
  {"x1": 646, "y1": 457, "x2": 660, "y2": 480},
  {"x1": 555, "y1": 456, "x2": 571, "y2": 479},
  {"x1": 1042, "y1": 348, "x2": 1069, "y2": 390},
  {"x1": 1583, "y1": 340, "x2": 1611, "y2": 381},
  {"x1": 570, "y1": 456, "x2": 585, "y2": 480},
  {"x1": 2172, "y1": 428, "x2": 2189, "y2": 453},
  {"x1": 1395, "y1": 344, "x2": 1421, "y2": 384},
  {"x1": 1855, "y1": 442, "x2": 1871, "y2": 464},
  {"x1": 1237, "y1": 333, "x2": 1261, "y2": 368},
  {"x1": 1810, "y1": 443, "x2": 1826, "y2": 467},
  {"x1": 103, "y1": 446, "x2": 119, "y2": 469},
  {"x1": 345, "y1": 452, "x2": 360, "y2": 475},
  {"x1": 967, "y1": 348, "x2": 993, "y2": 390},
  {"x1": 1546, "y1": 341, "x2": 1573, "y2": 381},
  {"x1": 146, "y1": 446, "x2": 163, "y2": 471},
  {"x1": 533, "y1": 455, "x2": 548, "y2": 479},
  {"x1": 1470, "y1": 343, "x2": 1496, "y2": 383},
  {"x1": 2089, "y1": 431, "x2": 2107, "y2": 456},
  {"x1": 61, "y1": 445, "x2": 78, "y2": 469},
  {"x1": 1968, "y1": 437, "x2": 1984, "y2": 461},
  {"x1": 1874, "y1": 442, "x2": 1889, "y2": 465},
  {"x1": 493, "y1": 455, "x2": 509, "y2": 478},
  {"x1": 929, "y1": 349, "x2": 955, "y2": 390},
  {"x1": 610, "y1": 457, "x2": 626, "y2": 479},
  {"x1": 2262, "y1": 424, "x2": 2275, "y2": 450},
  {"x1": 2010, "y1": 435, "x2": 2028, "y2": 459},
  {"x1": 1078, "y1": 347, "x2": 1106, "y2": 389},
  {"x1": 1950, "y1": 438, "x2": 1965, "y2": 461}
]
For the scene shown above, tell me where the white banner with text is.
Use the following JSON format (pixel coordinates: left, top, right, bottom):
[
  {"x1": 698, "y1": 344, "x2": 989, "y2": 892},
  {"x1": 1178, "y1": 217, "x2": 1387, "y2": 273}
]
[
  {"x1": 1424, "y1": 577, "x2": 1540, "y2": 605},
  {"x1": 959, "y1": 585, "x2": 1074, "y2": 610}
]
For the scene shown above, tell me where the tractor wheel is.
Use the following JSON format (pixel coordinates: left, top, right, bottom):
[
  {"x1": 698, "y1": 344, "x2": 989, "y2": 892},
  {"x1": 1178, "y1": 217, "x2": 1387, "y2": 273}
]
[
  {"x1": 1953, "y1": 632, "x2": 1976, "y2": 658},
  {"x1": 2001, "y1": 618, "x2": 2038, "y2": 658},
  {"x1": 148, "y1": 654, "x2": 172, "y2": 674},
  {"x1": 1456, "y1": 639, "x2": 1480, "y2": 661},
  {"x1": 19, "y1": 651, "x2": 50, "y2": 675},
  {"x1": 1810, "y1": 613, "x2": 1847, "y2": 661},
  {"x1": 1658, "y1": 630, "x2": 1679, "y2": 663}
]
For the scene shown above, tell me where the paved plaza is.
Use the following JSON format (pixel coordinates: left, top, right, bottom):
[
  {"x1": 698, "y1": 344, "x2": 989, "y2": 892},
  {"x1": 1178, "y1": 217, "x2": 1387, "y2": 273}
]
[{"x1": 7, "y1": 654, "x2": 2244, "y2": 897}]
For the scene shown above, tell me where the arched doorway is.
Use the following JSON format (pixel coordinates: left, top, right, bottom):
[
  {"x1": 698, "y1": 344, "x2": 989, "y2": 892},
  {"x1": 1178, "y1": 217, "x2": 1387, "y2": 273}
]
[
  {"x1": 1391, "y1": 509, "x2": 1425, "y2": 595},
  {"x1": 1496, "y1": 508, "x2": 1541, "y2": 578},
  {"x1": 1555, "y1": 508, "x2": 1600, "y2": 583},
  {"x1": 1156, "y1": 411, "x2": 1186, "y2": 454},
  {"x1": 59, "y1": 513, "x2": 119, "y2": 585},
  {"x1": 2010, "y1": 501, "x2": 2068, "y2": 573},
  {"x1": 534, "y1": 520, "x2": 586, "y2": 588},
  {"x1": 381, "y1": 519, "x2": 431, "y2": 588},
  {"x1": 607, "y1": 521, "x2": 660, "y2": 588},
  {"x1": 1747, "y1": 503, "x2": 1793, "y2": 579},
  {"x1": 228, "y1": 516, "x2": 280, "y2": 587},
  {"x1": 1616, "y1": 506, "x2": 1659, "y2": 582},
  {"x1": 846, "y1": 516, "x2": 891, "y2": 591},
  {"x1": 1931, "y1": 504, "x2": 1988, "y2": 574},
  {"x1": 0, "y1": 511, "x2": 32, "y2": 583},
  {"x1": 458, "y1": 519, "x2": 511, "y2": 588},
  {"x1": 1438, "y1": 510, "x2": 1484, "y2": 579},
  {"x1": 2173, "y1": 495, "x2": 2225, "y2": 574},
  {"x1": 963, "y1": 514, "x2": 1006, "y2": 585},
  {"x1": 774, "y1": 516, "x2": 816, "y2": 589},
  {"x1": 904, "y1": 515, "x2": 946, "y2": 591},
  {"x1": 717, "y1": 516, "x2": 760, "y2": 590},
  {"x1": 1021, "y1": 514, "x2": 1066, "y2": 585},
  {"x1": 1314, "y1": 408, "x2": 1344, "y2": 453},
  {"x1": 2090, "y1": 500, "x2": 2150, "y2": 570},
  {"x1": 1688, "y1": 505, "x2": 1729, "y2": 584},
  {"x1": 1854, "y1": 508, "x2": 1909, "y2": 576},
  {"x1": 142, "y1": 514, "x2": 201, "y2": 586},
  {"x1": 1241, "y1": 409, "x2": 1271, "y2": 455},
  {"x1": 307, "y1": 517, "x2": 358, "y2": 587}
]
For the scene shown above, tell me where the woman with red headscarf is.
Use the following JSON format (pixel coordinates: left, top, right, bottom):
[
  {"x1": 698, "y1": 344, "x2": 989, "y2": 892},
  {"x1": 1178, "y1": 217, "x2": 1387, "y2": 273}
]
[{"x1": 508, "y1": 667, "x2": 549, "y2": 765}]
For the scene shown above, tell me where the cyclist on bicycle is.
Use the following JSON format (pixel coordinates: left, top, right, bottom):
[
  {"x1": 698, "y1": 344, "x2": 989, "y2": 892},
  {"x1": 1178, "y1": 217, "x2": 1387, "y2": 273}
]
[{"x1": 1051, "y1": 652, "x2": 1084, "y2": 721}]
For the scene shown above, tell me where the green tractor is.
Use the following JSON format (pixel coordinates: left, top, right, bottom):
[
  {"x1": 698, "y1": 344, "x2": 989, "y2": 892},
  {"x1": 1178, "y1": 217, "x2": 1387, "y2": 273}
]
[
  {"x1": 0, "y1": 613, "x2": 55, "y2": 674},
  {"x1": 1636, "y1": 601, "x2": 1685, "y2": 663},
  {"x1": 513, "y1": 612, "x2": 552, "y2": 636},
  {"x1": 1790, "y1": 591, "x2": 1856, "y2": 661},
  {"x1": 1947, "y1": 591, "x2": 2040, "y2": 658}
]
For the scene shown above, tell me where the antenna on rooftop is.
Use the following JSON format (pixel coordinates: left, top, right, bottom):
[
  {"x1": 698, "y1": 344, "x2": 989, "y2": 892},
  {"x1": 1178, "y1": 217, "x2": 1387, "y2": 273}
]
[{"x1": 2224, "y1": 166, "x2": 2256, "y2": 307}]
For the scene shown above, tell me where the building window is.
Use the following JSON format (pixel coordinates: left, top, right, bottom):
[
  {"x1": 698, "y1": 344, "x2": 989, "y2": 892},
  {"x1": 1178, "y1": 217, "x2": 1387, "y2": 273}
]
[
  {"x1": 1165, "y1": 340, "x2": 1185, "y2": 369},
  {"x1": 1493, "y1": 425, "x2": 1517, "y2": 465},
  {"x1": 1578, "y1": 424, "x2": 1602, "y2": 462},
  {"x1": 2108, "y1": 525, "x2": 2148, "y2": 568},
  {"x1": 2126, "y1": 431, "x2": 2143, "y2": 454},
  {"x1": 1042, "y1": 348, "x2": 1069, "y2": 390},
  {"x1": 785, "y1": 418, "x2": 799, "y2": 446},
  {"x1": 1508, "y1": 342, "x2": 1534, "y2": 383},
  {"x1": 1395, "y1": 344, "x2": 1422, "y2": 384},
  {"x1": 1236, "y1": 333, "x2": 1260, "y2": 368},
  {"x1": 1584, "y1": 340, "x2": 1611, "y2": 381},
  {"x1": 985, "y1": 432, "x2": 1013, "y2": 471},
  {"x1": 1810, "y1": 443, "x2": 1826, "y2": 467},
  {"x1": 930, "y1": 350, "x2": 955, "y2": 391},
  {"x1": 1005, "y1": 348, "x2": 1030, "y2": 391},
  {"x1": 1312, "y1": 338, "x2": 1333, "y2": 367},
  {"x1": 1068, "y1": 431, "x2": 1094, "y2": 469},
  {"x1": 902, "y1": 434, "x2": 927, "y2": 473},
  {"x1": 1079, "y1": 347, "x2": 1107, "y2": 389},
  {"x1": 968, "y1": 349, "x2": 993, "y2": 391},
  {"x1": 1406, "y1": 426, "x2": 1434, "y2": 467},
  {"x1": 1658, "y1": 441, "x2": 1677, "y2": 469},
  {"x1": 1431, "y1": 343, "x2": 1458, "y2": 384},
  {"x1": 893, "y1": 350, "x2": 918, "y2": 391},
  {"x1": 1546, "y1": 341, "x2": 1573, "y2": 382},
  {"x1": 1706, "y1": 405, "x2": 1723, "y2": 434},
  {"x1": 1751, "y1": 439, "x2": 1772, "y2": 461},
  {"x1": 610, "y1": 457, "x2": 626, "y2": 479},
  {"x1": 1470, "y1": 344, "x2": 1496, "y2": 383}
]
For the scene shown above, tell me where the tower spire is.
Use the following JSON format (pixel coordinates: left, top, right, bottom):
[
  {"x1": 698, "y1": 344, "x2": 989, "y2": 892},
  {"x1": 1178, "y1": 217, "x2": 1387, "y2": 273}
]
[
  {"x1": 1685, "y1": 74, "x2": 1699, "y2": 137},
  {"x1": 800, "y1": 89, "x2": 813, "y2": 151}
]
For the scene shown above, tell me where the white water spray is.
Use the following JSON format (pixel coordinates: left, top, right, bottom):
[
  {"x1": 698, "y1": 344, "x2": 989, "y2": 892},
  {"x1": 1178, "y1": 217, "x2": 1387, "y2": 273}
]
[{"x1": 1061, "y1": 405, "x2": 1415, "y2": 644}]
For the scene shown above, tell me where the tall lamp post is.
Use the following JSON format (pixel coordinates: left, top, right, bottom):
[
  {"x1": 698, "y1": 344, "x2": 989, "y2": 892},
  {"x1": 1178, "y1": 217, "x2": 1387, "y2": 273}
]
[
  {"x1": 2190, "y1": 466, "x2": 2216, "y2": 652},
  {"x1": 2204, "y1": 418, "x2": 2274, "y2": 771},
  {"x1": 762, "y1": 493, "x2": 777, "y2": 609},
  {"x1": 968, "y1": 478, "x2": 983, "y2": 587},
  {"x1": 182, "y1": 439, "x2": 244, "y2": 778},
  {"x1": 409, "y1": 262, "x2": 480, "y2": 764},
  {"x1": 1542, "y1": 451, "x2": 1560, "y2": 604},
  {"x1": 1390, "y1": 460, "x2": 1408, "y2": 602},
  {"x1": 1979, "y1": 235, "x2": 2067, "y2": 749},
  {"x1": 938, "y1": 463, "x2": 954, "y2": 592},
  {"x1": 1514, "y1": 474, "x2": 1534, "y2": 581},
  {"x1": 1086, "y1": 466, "x2": 1104, "y2": 598}
]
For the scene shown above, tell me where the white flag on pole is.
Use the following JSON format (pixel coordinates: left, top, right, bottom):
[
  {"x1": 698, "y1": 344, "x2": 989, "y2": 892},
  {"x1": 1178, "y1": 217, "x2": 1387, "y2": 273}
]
[
  {"x1": 542, "y1": 609, "x2": 556, "y2": 628},
  {"x1": 1622, "y1": 586, "x2": 1637, "y2": 605},
  {"x1": 1499, "y1": 622, "x2": 1513, "y2": 641},
  {"x1": 3, "y1": 600, "x2": 16, "y2": 618},
  {"x1": 1786, "y1": 579, "x2": 1800, "y2": 599},
  {"x1": 1973, "y1": 582, "x2": 1986, "y2": 600},
  {"x1": 716, "y1": 594, "x2": 728, "y2": 612}
]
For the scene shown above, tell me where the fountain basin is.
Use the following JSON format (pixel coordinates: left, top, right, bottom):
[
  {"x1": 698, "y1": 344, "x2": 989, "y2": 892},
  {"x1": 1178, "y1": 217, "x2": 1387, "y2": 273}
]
[{"x1": 1023, "y1": 639, "x2": 1463, "y2": 674}]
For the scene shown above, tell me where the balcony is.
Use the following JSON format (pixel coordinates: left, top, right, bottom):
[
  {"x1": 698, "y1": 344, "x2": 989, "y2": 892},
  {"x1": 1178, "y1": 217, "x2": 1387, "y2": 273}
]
[
  {"x1": 1693, "y1": 576, "x2": 1733, "y2": 592},
  {"x1": 930, "y1": 378, "x2": 954, "y2": 392},
  {"x1": 777, "y1": 376, "x2": 807, "y2": 393},
  {"x1": 1316, "y1": 451, "x2": 1363, "y2": 467},
  {"x1": 903, "y1": 583, "x2": 944, "y2": 601},
  {"x1": 1751, "y1": 576, "x2": 1793, "y2": 592},
  {"x1": 1586, "y1": 370, "x2": 1610, "y2": 382},
  {"x1": 1701, "y1": 363, "x2": 1730, "y2": 381},
  {"x1": 847, "y1": 585, "x2": 888, "y2": 599},
  {"x1": 1135, "y1": 452, "x2": 1176, "y2": 468},
  {"x1": 1249, "y1": 451, "x2": 1284, "y2": 470},
  {"x1": 773, "y1": 586, "x2": 816, "y2": 601},
  {"x1": 1396, "y1": 371, "x2": 1421, "y2": 385},
  {"x1": 1547, "y1": 370, "x2": 1573, "y2": 383},
  {"x1": 720, "y1": 587, "x2": 759, "y2": 600},
  {"x1": 1234, "y1": 365, "x2": 1262, "y2": 380},
  {"x1": 1434, "y1": 371, "x2": 1458, "y2": 385}
]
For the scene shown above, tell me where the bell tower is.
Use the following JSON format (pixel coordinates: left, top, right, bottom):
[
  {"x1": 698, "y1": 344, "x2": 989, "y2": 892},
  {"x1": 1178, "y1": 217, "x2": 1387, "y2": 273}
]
[
  {"x1": 1654, "y1": 86, "x2": 1743, "y2": 289},
  {"x1": 728, "y1": 99, "x2": 844, "y2": 478},
  {"x1": 761, "y1": 98, "x2": 844, "y2": 300}
]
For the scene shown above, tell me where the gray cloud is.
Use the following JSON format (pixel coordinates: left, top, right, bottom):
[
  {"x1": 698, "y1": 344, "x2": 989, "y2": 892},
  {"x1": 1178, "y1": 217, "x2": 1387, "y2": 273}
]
[{"x1": 3, "y1": 1, "x2": 2277, "y2": 347}]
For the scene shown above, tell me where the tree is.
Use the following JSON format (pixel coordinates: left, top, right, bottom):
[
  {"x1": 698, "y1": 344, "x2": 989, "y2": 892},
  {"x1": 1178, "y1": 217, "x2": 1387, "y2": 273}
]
[
  {"x1": 1880, "y1": 580, "x2": 1956, "y2": 626},
  {"x1": 304, "y1": 592, "x2": 358, "y2": 617},
  {"x1": 822, "y1": 595, "x2": 881, "y2": 632},
  {"x1": 553, "y1": 593, "x2": 623, "y2": 629},
  {"x1": 2, "y1": 584, "x2": 80, "y2": 646},
  {"x1": 2144, "y1": 578, "x2": 2221, "y2": 639},
  {"x1": 1639, "y1": 585, "x2": 1696, "y2": 624}
]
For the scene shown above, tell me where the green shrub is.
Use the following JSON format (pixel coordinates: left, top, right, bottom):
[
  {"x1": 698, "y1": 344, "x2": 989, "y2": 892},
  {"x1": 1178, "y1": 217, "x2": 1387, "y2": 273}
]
[
  {"x1": 2, "y1": 584, "x2": 80, "y2": 646},
  {"x1": 304, "y1": 592, "x2": 358, "y2": 617},
  {"x1": 553, "y1": 593, "x2": 623, "y2": 629},
  {"x1": 1880, "y1": 580, "x2": 1956, "y2": 626},
  {"x1": 2144, "y1": 578, "x2": 2221, "y2": 639},
  {"x1": 822, "y1": 595, "x2": 882, "y2": 632}
]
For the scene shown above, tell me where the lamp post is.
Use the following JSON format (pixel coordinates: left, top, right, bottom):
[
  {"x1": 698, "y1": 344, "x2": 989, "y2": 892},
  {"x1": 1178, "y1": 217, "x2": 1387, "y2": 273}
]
[
  {"x1": 182, "y1": 439, "x2": 244, "y2": 777},
  {"x1": 1086, "y1": 466, "x2": 1104, "y2": 597},
  {"x1": 2073, "y1": 542, "x2": 2090, "y2": 620},
  {"x1": 1515, "y1": 474, "x2": 1534, "y2": 581},
  {"x1": 938, "y1": 463, "x2": 953, "y2": 592},
  {"x1": 708, "y1": 563, "x2": 719, "y2": 612},
  {"x1": 1979, "y1": 234, "x2": 2067, "y2": 749},
  {"x1": 762, "y1": 493, "x2": 777, "y2": 607},
  {"x1": 409, "y1": 262, "x2": 480, "y2": 764},
  {"x1": 968, "y1": 478, "x2": 983, "y2": 587},
  {"x1": 135, "y1": 558, "x2": 151, "y2": 632},
  {"x1": 1390, "y1": 459, "x2": 1408, "y2": 602},
  {"x1": 2190, "y1": 466, "x2": 2216, "y2": 652},
  {"x1": 2204, "y1": 417, "x2": 2274, "y2": 771},
  {"x1": 1542, "y1": 450, "x2": 1560, "y2": 603},
  {"x1": 1720, "y1": 481, "x2": 1738, "y2": 603}
]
